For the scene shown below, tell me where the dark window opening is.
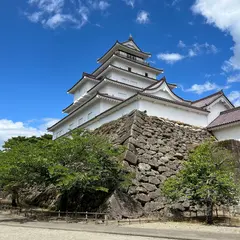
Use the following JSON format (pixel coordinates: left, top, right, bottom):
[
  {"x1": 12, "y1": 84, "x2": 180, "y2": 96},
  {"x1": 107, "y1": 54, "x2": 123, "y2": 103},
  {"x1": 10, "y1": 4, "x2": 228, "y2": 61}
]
[
  {"x1": 128, "y1": 67, "x2": 132, "y2": 72},
  {"x1": 127, "y1": 54, "x2": 136, "y2": 61},
  {"x1": 145, "y1": 73, "x2": 148, "y2": 77}
]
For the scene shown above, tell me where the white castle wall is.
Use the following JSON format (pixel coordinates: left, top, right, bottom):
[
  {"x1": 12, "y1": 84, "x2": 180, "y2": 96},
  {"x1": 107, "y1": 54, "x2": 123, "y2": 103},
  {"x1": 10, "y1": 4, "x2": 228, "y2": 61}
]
[
  {"x1": 212, "y1": 125, "x2": 240, "y2": 141},
  {"x1": 138, "y1": 99, "x2": 208, "y2": 127},
  {"x1": 73, "y1": 81, "x2": 97, "y2": 101},
  {"x1": 100, "y1": 82, "x2": 138, "y2": 100},
  {"x1": 207, "y1": 100, "x2": 229, "y2": 124},
  {"x1": 107, "y1": 69, "x2": 155, "y2": 89},
  {"x1": 112, "y1": 59, "x2": 157, "y2": 79},
  {"x1": 53, "y1": 99, "x2": 116, "y2": 139}
]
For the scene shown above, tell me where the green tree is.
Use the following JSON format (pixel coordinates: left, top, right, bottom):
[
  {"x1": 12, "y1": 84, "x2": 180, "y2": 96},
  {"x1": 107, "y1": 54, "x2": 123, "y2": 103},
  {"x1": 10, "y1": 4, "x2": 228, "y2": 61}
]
[
  {"x1": 0, "y1": 130, "x2": 127, "y2": 210},
  {"x1": 162, "y1": 140, "x2": 240, "y2": 224}
]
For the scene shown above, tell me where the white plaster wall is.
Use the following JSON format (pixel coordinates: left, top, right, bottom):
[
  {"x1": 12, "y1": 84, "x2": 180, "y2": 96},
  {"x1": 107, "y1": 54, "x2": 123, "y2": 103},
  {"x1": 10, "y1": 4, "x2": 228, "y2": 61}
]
[
  {"x1": 145, "y1": 89, "x2": 177, "y2": 101},
  {"x1": 73, "y1": 81, "x2": 97, "y2": 101},
  {"x1": 152, "y1": 91, "x2": 176, "y2": 101},
  {"x1": 53, "y1": 101, "x2": 101, "y2": 139},
  {"x1": 99, "y1": 82, "x2": 138, "y2": 100},
  {"x1": 212, "y1": 125, "x2": 240, "y2": 141},
  {"x1": 85, "y1": 101, "x2": 139, "y2": 130},
  {"x1": 112, "y1": 59, "x2": 157, "y2": 79},
  {"x1": 207, "y1": 101, "x2": 229, "y2": 124},
  {"x1": 138, "y1": 99, "x2": 208, "y2": 127},
  {"x1": 107, "y1": 70, "x2": 154, "y2": 89},
  {"x1": 100, "y1": 99, "x2": 118, "y2": 113}
]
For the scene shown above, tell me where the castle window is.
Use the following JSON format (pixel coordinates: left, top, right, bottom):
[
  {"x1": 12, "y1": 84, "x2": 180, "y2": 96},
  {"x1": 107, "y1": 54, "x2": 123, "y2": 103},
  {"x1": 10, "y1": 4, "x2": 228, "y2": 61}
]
[
  {"x1": 127, "y1": 54, "x2": 136, "y2": 61},
  {"x1": 78, "y1": 118, "x2": 83, "y2": 125},
  {"x1": 87, "y1": 112, "x2": 93, "y2": 120},
  {"x1": 128, "y1": 67, "x2": 132, "y2": 72},
  {"x1": 145, "y1": 73, "x2": 148, "y2": 77},
  {"x1": 69, "y1": 123, "x2": 74, "y2": 130}
]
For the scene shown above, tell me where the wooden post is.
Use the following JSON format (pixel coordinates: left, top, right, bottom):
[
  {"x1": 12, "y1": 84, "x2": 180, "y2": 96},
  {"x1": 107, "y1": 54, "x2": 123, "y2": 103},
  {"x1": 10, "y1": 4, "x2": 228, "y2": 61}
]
[{"x1": 58, "y1": 210, "x2": 60, "y2": 218}]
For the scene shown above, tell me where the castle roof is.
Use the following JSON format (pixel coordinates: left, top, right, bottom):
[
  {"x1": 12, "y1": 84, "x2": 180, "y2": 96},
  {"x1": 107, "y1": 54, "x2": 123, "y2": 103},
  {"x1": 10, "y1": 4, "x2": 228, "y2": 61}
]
[
  {"x1": 207, "y1": 106, "x2": 240, "y2": 129},
  {"x1": 192, "y1": 90, "x2": 223, "y2": 108},
  {"x1": 97, "y1": 40, "x2": 151, "y2": 64}
]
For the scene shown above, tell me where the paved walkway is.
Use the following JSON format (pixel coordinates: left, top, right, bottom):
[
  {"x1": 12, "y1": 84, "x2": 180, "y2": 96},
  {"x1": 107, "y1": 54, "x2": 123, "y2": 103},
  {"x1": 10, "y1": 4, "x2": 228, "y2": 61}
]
[{"x1": 0, "y1": 213, "x2": 239, "y2": 240}]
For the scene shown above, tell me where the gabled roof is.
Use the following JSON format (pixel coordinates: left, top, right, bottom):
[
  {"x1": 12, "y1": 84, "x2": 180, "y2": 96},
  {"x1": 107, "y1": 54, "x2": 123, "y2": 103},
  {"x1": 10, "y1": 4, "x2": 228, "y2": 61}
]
[
  {"x1": 142, "y1": 77, "x2": 191, "y2": 103},
  {"x1": 144, "y1": 76, "x2": 176, "y2": 90},
  {"x1": 121, "y1": 36, "x2": 142, "y2": 51},
  {"x1": 207, "y1": 106, "x2": 240, "y2": 129},
  {"x1": 192, "y1": 90, "x2": 235, "y2": 109},
  {"x1": 192, "y1": 90, "x2": 223, "y2": 108}
]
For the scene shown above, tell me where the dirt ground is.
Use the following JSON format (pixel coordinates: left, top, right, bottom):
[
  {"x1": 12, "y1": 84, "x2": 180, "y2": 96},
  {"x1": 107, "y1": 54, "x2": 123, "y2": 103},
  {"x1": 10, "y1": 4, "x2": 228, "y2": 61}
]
[
  {"x1": 125, "y1": 221, "x2": 240, "y2": 234},
  {"x1": 0, "y1": 225, "x2": 173, "y2": 240}
]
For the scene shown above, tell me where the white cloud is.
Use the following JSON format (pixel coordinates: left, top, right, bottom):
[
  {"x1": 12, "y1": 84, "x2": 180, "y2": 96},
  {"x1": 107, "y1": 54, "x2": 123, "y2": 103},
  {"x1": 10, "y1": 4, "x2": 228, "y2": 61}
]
[
  {"x1": 178, "y1": 40, "x2": 186, "y2": 48},
  {"x1": 88, "y1": 0, "x2": 110, "y2": 10},
  {"x1": 28, "y1": 0, "x2": 64, "y2": 13},
  {"x1": 44, "y1": 13, "x2": 79, "y2": 29},
  {"x1": 205, "y1": 73, "x2": 215, "y2": 79},
  {"x1": 27, "y1": 11, "x2": 43, "y2": 23},
  {"x1": 157, "y1": 53, "x2": 185, "y2": 64},
  {"x1": 136, "y1": 10, "x2": 150, "y2": 24},
  {"x1": 188, "y1": 49, "x2": 197, "y2": 57},
  {"x1": 171, "y1": 0, "x2": 181, "y2": 6},
  {"x1": 192, "y1": 0, "x2": 240, "y2": 72},
  {"x1": 0, "y1": 118, "x2": 59, "y2": 148},
  {"x1": 25, "y1": 0, "x2": 110, "y2": 29},
  {"x1": 98, "y1": 1, "x2": 110, "y2": 10},
  {"x1": 157, "y1": 40, "x2": 218, "y2": 64},
  {"x1": 185, "y1": 81, "x2": 229, "y2": 94},
  {"x1": 123, "y1": 0, "x2": 135, "y2": 8},
  {"x1": 227, "y1": 74, "x2": 240, "y2": 83},
  {"x1": 228, "y1": 91, "x2": 240, "y2": 106},
  {"x1": 189, "y1": 42, "x2": 218, "y2": 56}
]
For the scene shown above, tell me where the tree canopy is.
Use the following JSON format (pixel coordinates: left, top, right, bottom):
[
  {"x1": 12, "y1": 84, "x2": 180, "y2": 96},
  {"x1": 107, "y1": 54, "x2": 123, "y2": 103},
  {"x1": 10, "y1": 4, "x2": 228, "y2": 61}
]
[
  {"x1": 162, "y1": 140, "x2": 240, "y2": 224},
  {"x1": 0, "y1": 130, "x2": 127, "y2": 210}
]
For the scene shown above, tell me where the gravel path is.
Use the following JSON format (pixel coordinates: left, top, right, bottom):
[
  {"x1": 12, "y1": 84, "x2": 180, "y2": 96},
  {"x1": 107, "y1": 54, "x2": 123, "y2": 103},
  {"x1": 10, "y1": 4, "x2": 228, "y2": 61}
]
[
  {"x1": 126, "y1": 221, "x2": 240, "y2": 234},
  {"x1": 0, "y1": 225, "x2": 172, "y2": 240}
]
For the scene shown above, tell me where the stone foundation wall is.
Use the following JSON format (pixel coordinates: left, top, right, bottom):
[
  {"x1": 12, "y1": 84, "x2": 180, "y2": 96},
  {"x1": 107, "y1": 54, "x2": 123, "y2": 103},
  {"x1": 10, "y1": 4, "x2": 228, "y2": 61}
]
[{"x1": 95, "y1": 110, "x2": 212, "y2": 215}]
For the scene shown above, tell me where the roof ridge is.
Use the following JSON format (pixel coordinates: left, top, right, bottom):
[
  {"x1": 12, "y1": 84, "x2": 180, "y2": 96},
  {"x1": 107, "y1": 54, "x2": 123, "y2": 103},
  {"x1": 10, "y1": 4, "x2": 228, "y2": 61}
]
[
  {"x1": 143, "y1": 76, "x2": 165, "y2": 91},
  {"x1": 143, "y1": 77, "x2": 191, "y2": 103},
  {"x1": 220, "y1": 106, "x2": 239, "y2": 115},
  {"x1": 121, "y1": 36, "x2": 142, "y2": 52},
  {"x1": 192, "y1": 90, "x2": 223, "y2": 104}
]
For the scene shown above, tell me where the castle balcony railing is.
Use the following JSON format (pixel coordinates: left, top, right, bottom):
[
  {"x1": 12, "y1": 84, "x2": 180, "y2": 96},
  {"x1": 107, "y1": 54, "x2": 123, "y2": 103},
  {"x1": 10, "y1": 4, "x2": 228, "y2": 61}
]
[{"x1": 115, "y1": 51, "x2": 150, "y2": 66}]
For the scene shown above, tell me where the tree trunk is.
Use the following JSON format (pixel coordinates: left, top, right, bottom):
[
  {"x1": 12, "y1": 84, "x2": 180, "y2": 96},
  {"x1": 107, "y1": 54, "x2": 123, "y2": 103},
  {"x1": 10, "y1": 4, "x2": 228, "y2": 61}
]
[
  {"x1": 206, "y1": 200, "x2": 213, "y2": 224},
  {"x1": 11, "y1": 191, "x2": 18, "y2": 207}
]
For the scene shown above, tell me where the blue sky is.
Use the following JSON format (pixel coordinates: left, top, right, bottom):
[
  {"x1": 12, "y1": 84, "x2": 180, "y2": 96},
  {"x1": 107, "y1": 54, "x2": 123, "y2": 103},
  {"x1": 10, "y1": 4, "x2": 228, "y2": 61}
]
[{"x1": 0, "y1": 0, "x2": 240, "y2": 145}]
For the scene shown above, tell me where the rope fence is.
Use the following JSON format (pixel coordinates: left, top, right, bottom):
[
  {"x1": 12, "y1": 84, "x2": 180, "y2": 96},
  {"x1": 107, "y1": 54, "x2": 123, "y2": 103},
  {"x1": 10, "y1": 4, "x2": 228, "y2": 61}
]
[{"x1": 0, "y1": 204, "x2": 239, "y2": 226}]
